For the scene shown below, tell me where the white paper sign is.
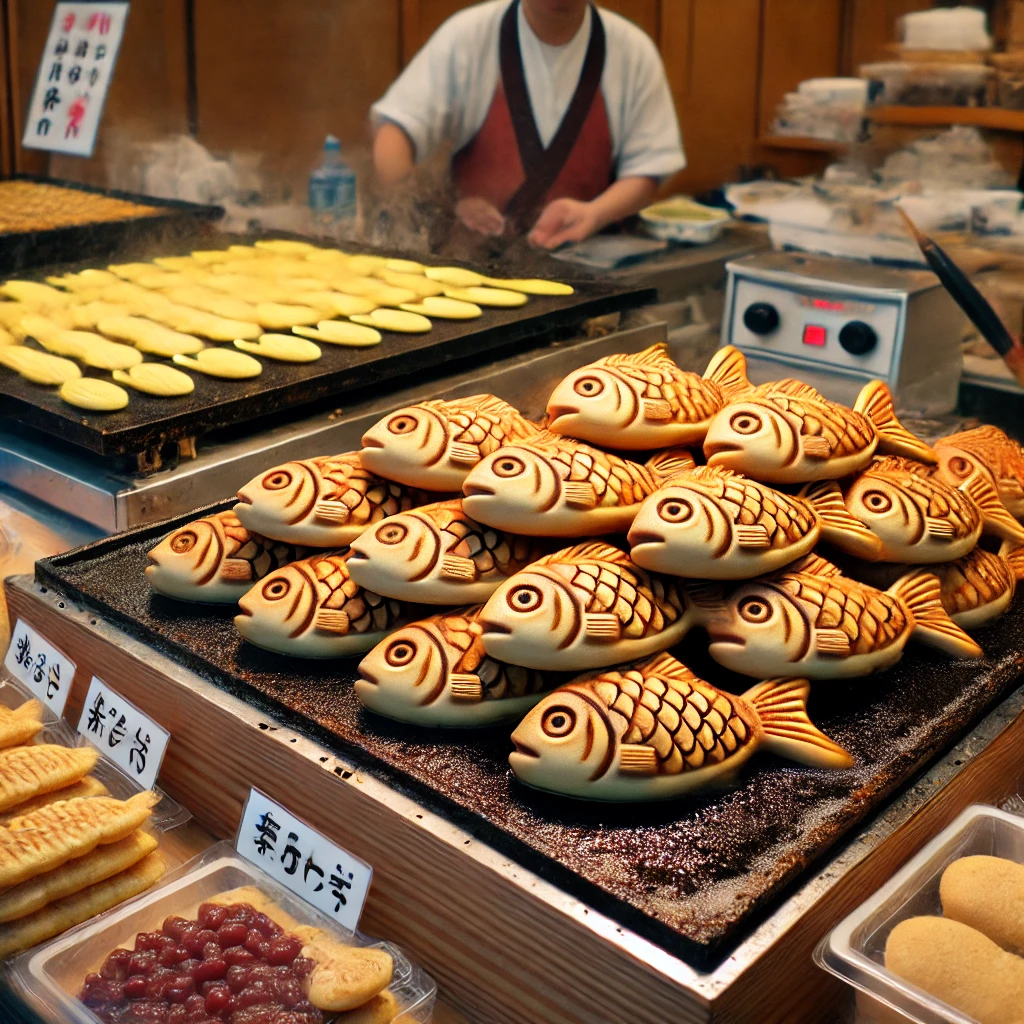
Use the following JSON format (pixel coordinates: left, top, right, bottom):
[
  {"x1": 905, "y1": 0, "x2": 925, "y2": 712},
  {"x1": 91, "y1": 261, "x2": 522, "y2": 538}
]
[
  {"x1": 22, "y1": 1, "x2": 129, "y2": 157},
  {"x1": 77, "y1": 676, "x2": 169, "y2": 791},
  {"x1": 237, "y1": 788, "x2": 372, "y2": 933},
  {"x1": 3, "y1": 618, "x2": 76, "y2": 718}
]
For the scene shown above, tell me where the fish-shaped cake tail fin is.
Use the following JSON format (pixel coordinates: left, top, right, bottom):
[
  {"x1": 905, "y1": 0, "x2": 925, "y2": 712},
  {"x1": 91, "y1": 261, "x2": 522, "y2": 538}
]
[
  {"x1": 854, "y1": 381, "x2": 936, "y2": 464},
  {"x1": 703, "y1": 345, "x2": 751, "y2": 399},
  {"x1": 889, "y1": 570, "x2": 983, "y2": 659},
  {"x1": 744, "y1": 678, "x2": 853, "y2": 769},
  {"x1": 646, "y1": 447, "x2": 696, "y2": 485},
  {"x1": 804, "y1": 481, "x2": 885, "y2": 560},
  {"x1": 962, "y1": 473, "x2": 1024, "y2": 544},
  {"x1": 999, "y1": 539, "x2": 1024, "y2": 581},
  {"x1": 449, "y1": 673, "x2": 484, "y2": 702}
]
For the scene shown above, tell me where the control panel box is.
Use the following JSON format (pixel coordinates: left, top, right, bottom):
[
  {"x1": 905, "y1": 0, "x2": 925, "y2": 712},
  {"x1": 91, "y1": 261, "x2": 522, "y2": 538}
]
[{"x1": 721, "y1": 251, "x2": 965, "y2": 413}]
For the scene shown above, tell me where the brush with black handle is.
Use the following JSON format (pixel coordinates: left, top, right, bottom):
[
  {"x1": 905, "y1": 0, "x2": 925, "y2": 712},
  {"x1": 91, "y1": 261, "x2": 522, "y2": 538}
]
[{"x1": 898, "y1": 206, "x2": 1024, "y2": 387}]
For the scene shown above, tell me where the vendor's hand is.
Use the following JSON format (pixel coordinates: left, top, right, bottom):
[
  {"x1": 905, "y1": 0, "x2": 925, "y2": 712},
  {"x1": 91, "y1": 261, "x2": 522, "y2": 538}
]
[
  {"x1": 529, "y1": 198, "x2": 602, "y2": 249},
  {"x1": 456, "y1": 197, "x2": 506, "y2": 237}
]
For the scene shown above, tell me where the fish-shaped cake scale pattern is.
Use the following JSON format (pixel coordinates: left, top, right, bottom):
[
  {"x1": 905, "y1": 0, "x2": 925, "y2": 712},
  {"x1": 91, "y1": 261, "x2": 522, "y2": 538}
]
[
  {"x1": 936, "y1": 425, "x2": 1024, "y2": 519},
  {"x1": 432, "y1": 504, "x2": 543, "y2": 578},
  {"x1": 703, "y1": 467, "x2": 815, "y2": 546},
  {"x1": 312, "y1": 554, "x2": 404, "y2": 632},
  {"x1": 934, "y1": 545, "x2": 1019, "y2": 627},
  {"x1": 543, "y1": 444, "x2": 656, "y2": 508},
  {"x1": 751, "y1": 385, "x2": 876, "y2": 460}
]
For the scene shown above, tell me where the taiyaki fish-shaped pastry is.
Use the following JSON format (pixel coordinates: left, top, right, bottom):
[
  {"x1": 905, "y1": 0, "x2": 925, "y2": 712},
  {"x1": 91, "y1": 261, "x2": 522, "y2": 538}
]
[
  {"x1": 462, "y1": 441, "x2": 695, "y2": 537},
  {"x1": 359, "y1": 393, "x2": 542, "y2": 490},
  {"x1": 346, "y1": 499, "x2": 550, "y2": 604},
  {"x1": 935, "y1": 425, "x2": 1024, "y2": 520},
  {"x1": 234, "y1": 452, "x2": 440, "y2": 547},
  {"x1": 234, "y1": 549, "x2": 419, "y2": 658},
  {"x1": 145, "y1": 511, "x2": 310, "y2": 604},
  {"x1": 628, "y1": 466, "x2": 881, "y2": 579},
  {"x1": 932, "y1": 542, "x2": 1024, "y2": 629},
  {"x1": 690, "y1": 562, "x2": 982, "y2": 680},
  {"x1": 478, "y1": 542, "x2": 692, "y2": 671},
  {"x1": 545, "y1": 343, "x2": 750, "y2": 450},
  {"x1": 509, "y1": 653, "x2": 852, "y2": 801},
  {"x1": 840, "y1": 457, "x2": 985, "y2": 564},
  {"x1": 703, "y1": 377, "x2": 934, "y2": 484},
  {"x1": 355, "y1": 605, "x2": 567, "y2": 726}
]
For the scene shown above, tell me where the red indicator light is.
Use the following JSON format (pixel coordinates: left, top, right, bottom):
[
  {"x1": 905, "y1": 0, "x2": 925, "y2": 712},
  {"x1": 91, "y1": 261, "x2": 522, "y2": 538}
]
[
  {"x1": 811, "y1": 298, "x2": 845, "y2": 311},
  {"x1": 803, "y1": 324, "x2": 827, "y2": 347}
]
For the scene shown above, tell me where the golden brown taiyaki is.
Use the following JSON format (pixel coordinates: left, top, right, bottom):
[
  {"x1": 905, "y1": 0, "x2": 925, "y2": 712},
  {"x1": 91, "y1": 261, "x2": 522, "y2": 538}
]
[
  {"x1": 145, "y1": 511, "x2": 311, "y2": 604},
  {"x1": 359, "y1": 394, "x2": 542, "y2": 490},
  {"x1": 690, "y1": 562, "x2": 981, "y2": 680},
  {"x1": 932, "y1": 543, "x2": 1024, "y2": 629},
  {"x1": 234, "y1": 452, "x2": 441, "y2": 547},
  {"x1": 355, "y1": 605, "x2": 567, "y2": 726},
  {"x1": 478, "y1": 542, "x2": 693, "y2": 671},
  {"x1": 545, "y1": 343, "x2": 750, "y2": 449},
  {"x1": 347, "y1": 499, "x2": 551, "y2": 604},
  {"x1": 461, "y1": 441, "x2": 695, "y2": 537},
  {"x1": 234, "y1": 550, "x2": 420, "y2": 658},
  {"x1": 509, "y1": 653, "x2": 852, "y2": 801},
  {"x1": 703, "y1": 377, "x2": 934, "y2": 484},
  {"x1": 935, "y1": 426, "x2": 1024, "y2": 520},
  {"x1": 627, "y1": 466, "x2": 881, "y2": 579}
]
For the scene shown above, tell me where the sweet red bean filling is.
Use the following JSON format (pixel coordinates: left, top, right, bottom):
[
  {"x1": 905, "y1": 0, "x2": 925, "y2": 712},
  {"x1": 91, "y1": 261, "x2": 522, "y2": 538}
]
[{"x1": 80, "y1": 901, "x2": 323, "y2": 1024}]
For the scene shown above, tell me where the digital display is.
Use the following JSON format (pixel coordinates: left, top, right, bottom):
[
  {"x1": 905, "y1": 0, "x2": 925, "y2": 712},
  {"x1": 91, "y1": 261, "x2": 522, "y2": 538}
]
[
  {"x1": 803, "y1": 324, "x2": 827, "y2": 347},
  {"x1": 811, "y1": 298, "x2": 846, "y2": 311}
]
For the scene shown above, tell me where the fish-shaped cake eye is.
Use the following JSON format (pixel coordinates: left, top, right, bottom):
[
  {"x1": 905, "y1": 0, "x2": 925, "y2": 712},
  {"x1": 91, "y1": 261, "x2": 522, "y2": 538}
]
[
  {"x1": 507, "y1": 584, "x2": 543, "y2": 612},
  {"x1": 387, "y1": 413, "x2": 418, "y2": 434},
  {"x1": 385, "y1": 639, "x2": 417, "y2": 665},
  {"x1": 261, "y1": 577, "x2": 291, "y2": 601},
  {"x1": 945, "y1": 454, "x2": 974, "y2": 479},
  {"x1": 375, "y1": 522, "x2": 408, "y2": 545},
  {"x1": 573, "y1": 375, "x2": 604, "y2": 398},
  {"x1": 730, "y1": 411, "x2": 762, "y2": 435},
  {"x1": 170, "y1": 530, "x2": 197, "y2": 553},
  {"x1": 493, "y1": 455, "x2": 526, "y2": 478},
  {"x1": 541, "y1": 705, "x2": 576, "y2": 737},
  {"x1": 738, "y1": 597, "x2": 773, "y2": 623},
  {"x1": 657, "y1": 497, "x2": 694, "y2": 523},
  {"x1": 262, "y1": 469, "x2": 292, "y2": 490},
  {"x1": 861, "y1": 489, "x2": 893, "y2": 513}
]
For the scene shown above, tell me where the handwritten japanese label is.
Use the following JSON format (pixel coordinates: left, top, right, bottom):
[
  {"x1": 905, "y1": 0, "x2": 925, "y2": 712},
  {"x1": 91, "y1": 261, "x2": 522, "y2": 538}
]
[
  {"x1": 237, "y1": 789, "x2": 372, "y2": 933},
  {"x1": 22, "y1": 2, "x2": 129, "y2": 157},
  {"x1": 3, "y1": 619, "x2": 75, "y2": 718},
  {"x1": 77, "y1": 676, "x2": 169, "y2": 791}
]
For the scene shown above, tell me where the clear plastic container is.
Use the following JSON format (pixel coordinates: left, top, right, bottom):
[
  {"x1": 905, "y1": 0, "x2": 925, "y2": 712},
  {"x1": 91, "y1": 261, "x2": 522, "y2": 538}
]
[
  {"x1": 860, "y1": 62, "x2": 993, "y2": 107},
  {"x1": 8, "y1": 842, "x2": 436, "y2": 1023},
  {"x1": 815, "y1": 804, "x2": 1024, "y2": 1024}
]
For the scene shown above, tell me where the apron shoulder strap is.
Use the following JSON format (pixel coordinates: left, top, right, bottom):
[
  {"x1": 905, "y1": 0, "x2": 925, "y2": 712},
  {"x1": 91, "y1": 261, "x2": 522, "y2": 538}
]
[{"x1": 499, "y1": 1, "x2": 607, "y2": 228}]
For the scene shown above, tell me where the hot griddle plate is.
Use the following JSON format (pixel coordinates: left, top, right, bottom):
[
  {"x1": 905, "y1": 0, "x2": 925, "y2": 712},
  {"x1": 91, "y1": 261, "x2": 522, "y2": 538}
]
[{"x1": 36, "y1": 508, "x2": 1024, "y2": 969}]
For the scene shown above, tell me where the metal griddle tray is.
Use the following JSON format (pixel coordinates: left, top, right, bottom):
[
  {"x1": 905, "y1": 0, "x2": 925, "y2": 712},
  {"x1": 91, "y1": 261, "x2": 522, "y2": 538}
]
[{"x1": 35, "y1": 523, "x2": 1024, "y2": 970}]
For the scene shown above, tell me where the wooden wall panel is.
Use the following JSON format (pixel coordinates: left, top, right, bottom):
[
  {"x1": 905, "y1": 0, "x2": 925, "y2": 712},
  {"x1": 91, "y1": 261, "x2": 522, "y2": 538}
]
[
  {"x1": 845, "y1": 0, "x2": 930, "y2": 73},
  {"x1": 194, "y1": 0, "x2": 401, "y2": 199},
  {"x1": 660, "y1": 0, "x2": 762, "y2": 196},
  {"x1": 0, "y1": 0, "x2": 12, "y2": 175}
]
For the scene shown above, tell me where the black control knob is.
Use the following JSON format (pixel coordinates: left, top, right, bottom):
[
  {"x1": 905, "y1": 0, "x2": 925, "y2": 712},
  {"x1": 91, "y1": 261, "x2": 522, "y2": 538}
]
[
  {"x1": 743, "y1": 302, "x2": 779, "y2": 336},
  {"x1": 838, "y1": 320, "x2": 877, "y2": 356}
]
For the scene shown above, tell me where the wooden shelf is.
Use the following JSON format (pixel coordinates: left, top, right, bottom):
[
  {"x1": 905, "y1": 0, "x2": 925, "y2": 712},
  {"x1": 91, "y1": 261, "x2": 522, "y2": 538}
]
[
  {"x1": 758, "y1": 134, "x2": 851, "y2": 152},
  {"x1": 869, "y1": 106, "x2": 1024, "y2": 131}
]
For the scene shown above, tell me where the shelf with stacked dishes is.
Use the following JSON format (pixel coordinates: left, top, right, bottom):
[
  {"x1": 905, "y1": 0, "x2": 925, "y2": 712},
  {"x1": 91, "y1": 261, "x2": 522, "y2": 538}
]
[{"x1": 7, "y1": 337, "x2": 1024, "y2": 1023}]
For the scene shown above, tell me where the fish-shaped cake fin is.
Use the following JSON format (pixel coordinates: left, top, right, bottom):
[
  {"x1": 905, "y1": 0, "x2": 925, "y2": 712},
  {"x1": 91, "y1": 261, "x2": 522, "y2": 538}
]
[
  {"x1": 783, "y1": 552, "x2": 843, "y2": 578},
  {"x1": 888, "y1": 570, "x2": 982, "y2": 658},
  {"x1": 999, "y1": 539, "x2": 1024, "y2": 581},
  {"x1": 448, "y1": 442, "x2": 481, "y2": 467},
  {"x1": 584, "y1": 613, "x2": 623, "y2": 641},
  {"x1": 646, "y1": 448, "x2": 696, "y2": 484},
  {"x1": 743, "y1": 678, "x2": 853, "y2": 768},
  {"x1": 768, "y1": 379, "x2": 822, "y2": 400},
  {"x1": 219, "y1": 560, "x2": 254, "y2": 582},
  {"x1": 314, "y1": 500, "x2": 351, "y2": 524},
  {"x1": 562, "y1": 481, "x2": 598, "y2": 509},
  {"x1": 703, "y1": 345, "x2": 751, "y2": 399},
  {"x1": 454, "y1": 394, "x2": 518, "y2": 416},
  {"x1": 853, "y1": 381, "x2": 936, "y2": 464},
  {"x1": 816, "y1": 628, "x2": 852, "y2": 655},
  {"x1": 926, "y1": 517, "x2": 956, "y2": 539},
  {"x1": 803, "y1": 480, "x2": 885, "y2": 560},
  {"x1": 614, "y1": 342, "x2": 676, "y2": 369},
  {"x1": 315, "y1": 609, "x2": 350, "y2": 634},
  {"x1": 735, "y1": 525, "x2": 771, "y2": 549},
  {"x1": 441, "y1": 555, "x2": 478, "y2": 581},
  {"x1": 962, "y1": 473, "x2": 1024, "y2": 544},
  {"x1": 643, "y1": 399, "x2": 673, "y2": 422},
  {"x1": 537, "y1": 542, "x2": 632, "y2": 568},
  {"x1": 802, "y1": 435, "x2": 832, "y2": 460},
  {"x1": 449, "y1": 673, "x2": 484, "y2": 701},
  {"x1": 618, "y1": 744, "x2": 659, "y2": 775}
]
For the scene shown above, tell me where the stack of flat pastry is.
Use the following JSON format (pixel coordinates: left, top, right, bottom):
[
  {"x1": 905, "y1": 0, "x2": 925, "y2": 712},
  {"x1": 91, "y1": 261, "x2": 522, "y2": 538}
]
[{"x1": 0, "y1": 703, "x2": 164, "y2": 955}]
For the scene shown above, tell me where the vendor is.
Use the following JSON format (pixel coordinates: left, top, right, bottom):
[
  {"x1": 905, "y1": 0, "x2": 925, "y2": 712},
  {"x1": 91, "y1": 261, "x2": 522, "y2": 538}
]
[{"x1": 371, "y1": 0, "x2": 685, "y2": 248}]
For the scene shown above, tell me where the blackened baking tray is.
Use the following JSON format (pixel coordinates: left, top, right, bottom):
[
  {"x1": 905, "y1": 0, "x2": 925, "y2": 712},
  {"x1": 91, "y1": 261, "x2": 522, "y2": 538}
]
[
  {"x1": 0, "y1": 259, "x2": 650, "y2": 458},
  {"x1": 0, "y1": 176, "x2": 223, "y2": 277},
  {"x1": 36, "y1": 508, "x2": 1024, "y2": 969}
]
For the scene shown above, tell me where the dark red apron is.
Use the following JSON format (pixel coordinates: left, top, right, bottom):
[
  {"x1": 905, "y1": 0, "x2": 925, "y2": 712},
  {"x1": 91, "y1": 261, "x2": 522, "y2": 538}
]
[{"x1": 452, "y1": 0, "x2": 613, "y2": 229}]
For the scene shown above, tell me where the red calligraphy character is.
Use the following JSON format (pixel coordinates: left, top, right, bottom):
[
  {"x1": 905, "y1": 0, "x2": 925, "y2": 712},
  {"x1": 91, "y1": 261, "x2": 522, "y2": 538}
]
[
  {"x1": 65, "y1": 95, "x2": 87, "y2": 138},
  {"x1": 62, "y1": 12, "x2": 75, "y2": 32},
  {"x1": 87, "y1": 12, "x2": 111, "y2": 34}
]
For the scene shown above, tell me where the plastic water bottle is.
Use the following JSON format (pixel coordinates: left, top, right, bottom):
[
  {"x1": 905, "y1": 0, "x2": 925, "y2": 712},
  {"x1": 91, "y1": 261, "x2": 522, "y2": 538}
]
[{"x1": 308, "y1": 134, "x2": 356, "y2": 229}]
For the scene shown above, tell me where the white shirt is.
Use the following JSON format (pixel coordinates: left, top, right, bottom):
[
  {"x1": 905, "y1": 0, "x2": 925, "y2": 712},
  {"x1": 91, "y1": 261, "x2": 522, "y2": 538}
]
[{"x1": 371, "y1": 1, "x2": 686, "y2": 182}]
